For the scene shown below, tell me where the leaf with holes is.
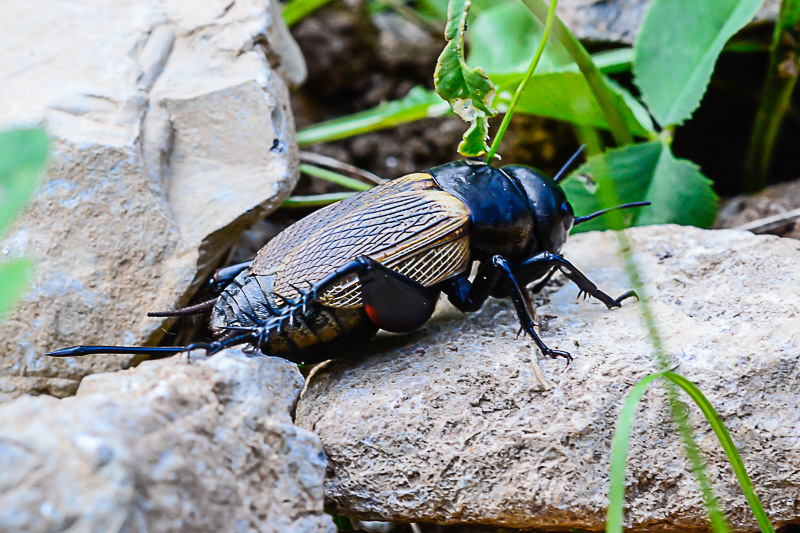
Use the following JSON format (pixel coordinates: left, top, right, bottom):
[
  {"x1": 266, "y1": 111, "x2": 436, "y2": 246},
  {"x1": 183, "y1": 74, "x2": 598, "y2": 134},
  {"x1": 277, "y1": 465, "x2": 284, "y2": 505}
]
[{"x1": 434, "y1": 0, "x2": 497, "y2": 156}]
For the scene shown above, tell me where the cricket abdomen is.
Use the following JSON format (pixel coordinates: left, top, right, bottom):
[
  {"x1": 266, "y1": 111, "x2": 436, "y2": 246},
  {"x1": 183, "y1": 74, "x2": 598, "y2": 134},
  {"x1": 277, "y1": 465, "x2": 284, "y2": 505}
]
[{"x1": 211, "y1": 271, "x2": 377, "y2": 363}]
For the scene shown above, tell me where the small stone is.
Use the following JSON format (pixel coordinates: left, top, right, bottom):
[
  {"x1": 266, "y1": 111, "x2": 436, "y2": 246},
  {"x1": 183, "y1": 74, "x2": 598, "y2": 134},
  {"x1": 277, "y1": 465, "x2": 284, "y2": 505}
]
[{"x1": 716, "y1": 177, "x2": 800, "y2": 240}]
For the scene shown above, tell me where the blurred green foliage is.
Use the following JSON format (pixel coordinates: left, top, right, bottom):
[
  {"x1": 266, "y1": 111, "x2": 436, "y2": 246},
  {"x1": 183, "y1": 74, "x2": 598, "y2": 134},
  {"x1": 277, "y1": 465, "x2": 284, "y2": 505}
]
[{"x1": 0, "y1": 127, "x2": 48, "y2": 318}]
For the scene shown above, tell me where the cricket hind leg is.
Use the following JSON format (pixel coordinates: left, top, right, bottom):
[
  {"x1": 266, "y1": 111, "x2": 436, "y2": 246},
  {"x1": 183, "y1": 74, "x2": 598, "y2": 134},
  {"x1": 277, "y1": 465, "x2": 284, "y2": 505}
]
[{"x1": 269, "y1": 255, "x2": 440, "y2": 334}]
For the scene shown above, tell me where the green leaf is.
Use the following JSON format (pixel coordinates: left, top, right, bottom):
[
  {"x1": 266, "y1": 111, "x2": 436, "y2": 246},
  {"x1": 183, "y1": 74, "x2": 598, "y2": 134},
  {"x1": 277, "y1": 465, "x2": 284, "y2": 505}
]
[
  {"x1": 467, "y1": 0, "x2": 571, "y2": 74},
  {"x1": 0, "y1": 258, "x2": 32, "y2": 318},
  {"x1": 493, "y1": 71, "x2": 654, "y2": 137},
  {"x1": 434, "y1": 0, "x2": 497, "y2": 156},
  {"x1": 296, "y1": 87, "x2": 449, "y2": 146},
  {"x1": 634, "y1": 0, "x2": 765, "y2": 126},
  {"x1": 563, "y1": 141, "x2": 717, "y2": 233},
  {"x1": 0, "y1": 127, "x2": 49, "y2": 235},
  {"x1": 282, "y1": 0, "x2": 336, "y2": 27}
]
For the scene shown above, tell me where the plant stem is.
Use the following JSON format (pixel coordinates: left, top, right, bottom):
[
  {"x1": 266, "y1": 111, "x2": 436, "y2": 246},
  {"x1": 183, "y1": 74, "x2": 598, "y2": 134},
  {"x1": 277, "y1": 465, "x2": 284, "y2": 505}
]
[
  {"x1": 520, "y1": 0, "x2": 634, "y2": 146},
  {"x1": 281, "y1": 192, "x2": 356, "y2": 208},
  {"x1": 485, "y1": 0, "x2": 558, "y2": 165},
  {"x1": 743, "y1": 0, "x2": 800, "y2": 192},
  {"x1": 300, "y1": 164, "x2": 374, "y2": 191}
]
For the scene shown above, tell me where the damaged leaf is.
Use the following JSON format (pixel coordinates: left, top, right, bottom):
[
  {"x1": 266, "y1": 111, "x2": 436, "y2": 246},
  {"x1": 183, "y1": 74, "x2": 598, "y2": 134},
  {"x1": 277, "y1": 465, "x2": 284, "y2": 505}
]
[{"x1": 434, "y1": 0, "x2": 497, "y2": 156}]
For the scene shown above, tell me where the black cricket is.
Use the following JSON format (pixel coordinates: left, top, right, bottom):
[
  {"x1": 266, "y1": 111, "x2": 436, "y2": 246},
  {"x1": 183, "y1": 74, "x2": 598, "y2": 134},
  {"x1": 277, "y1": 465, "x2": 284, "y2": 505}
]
[{"x1": 49, "y1": 152, "x2": 649, "y2": 364}]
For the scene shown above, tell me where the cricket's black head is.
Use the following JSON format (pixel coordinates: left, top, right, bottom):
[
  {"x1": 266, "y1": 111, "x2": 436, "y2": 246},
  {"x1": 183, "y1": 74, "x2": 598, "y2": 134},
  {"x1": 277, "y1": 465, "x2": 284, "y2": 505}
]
[
  {"x1": 427, "y1": 156, "x2": 650, "y2": 261},
  {"x1": 500, "y1": 164, "x2": 574, "y2": 255}
]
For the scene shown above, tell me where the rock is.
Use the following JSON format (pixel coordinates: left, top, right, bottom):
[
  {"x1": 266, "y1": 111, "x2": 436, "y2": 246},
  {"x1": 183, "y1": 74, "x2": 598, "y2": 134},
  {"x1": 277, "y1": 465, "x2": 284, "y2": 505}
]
[
  {"x1": 556, "y1": 0, "x2": 780, "y2": 44},
  {"x1": 0, "y1": 350, "x2": 335, "y2": 532},
  {"x1": 0, "y1": 0, "x2": 306, "y2": 400},
  {"x1": 297, "y1": 225, "x2": 800, "y2": 532},
  {"x1": 715, "y1": 177, "x2": 800, "y2": 240}
]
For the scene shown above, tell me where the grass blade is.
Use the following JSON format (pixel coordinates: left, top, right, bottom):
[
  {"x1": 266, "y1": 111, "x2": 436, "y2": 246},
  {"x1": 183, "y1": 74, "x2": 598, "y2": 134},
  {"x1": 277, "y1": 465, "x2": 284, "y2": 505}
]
[
  {"x1": 661, "y1": 372, "x2": 776, "y2": 533},
  {"x1": 575, "y1": 126, "x2": 728, "y2": 533},
  {"x1": 520, "y1": 0, "x2": 634, "y2": 146},
  {"x1": 607, "y1": 372, "x2": 665, "y2": 533},
  {"x1": 608, "y1": 370, "x2": 775, "y2": 533},
  {"x1": 281, "y1": 192, "x2": 357, "y2": 208},
  {"x1": 296, "y1": 87, "x2": 449, "y2": 146},
  {"x1": 743, "y1": 0, "x2": 800, "y2": 190},
  {"x1": 300, "y1": 164, "x2": 373, "y2": 191}
]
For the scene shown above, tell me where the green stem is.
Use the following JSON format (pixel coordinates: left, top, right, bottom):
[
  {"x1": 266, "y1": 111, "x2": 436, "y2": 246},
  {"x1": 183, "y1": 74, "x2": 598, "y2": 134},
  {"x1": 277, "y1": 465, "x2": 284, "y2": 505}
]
[
  {"x1": 485, "y1": 0, "x2": 558, "y2": 165},
  {"x1": 281, "y1": 192, "x2": 356, "y2": 208},
  {"x1": 743, "y1": 0, "x2": 800, "y2": 192},
  {"x1": 521, "y1": 0, "x2": 634, "y2": 146},
  {"x1": 300, "y1": 164, "x2": 373, "y2": 191}
]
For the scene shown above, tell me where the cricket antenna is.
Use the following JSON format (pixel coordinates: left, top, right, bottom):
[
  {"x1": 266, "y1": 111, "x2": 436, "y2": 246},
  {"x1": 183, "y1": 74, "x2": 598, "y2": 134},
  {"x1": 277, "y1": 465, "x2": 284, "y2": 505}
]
[
  {"x1": 553, "y1": 144, "x2": 585, "y2": 182},
  {"x1": 573, "y1": 201, "x2": 651, "y2": 225}
]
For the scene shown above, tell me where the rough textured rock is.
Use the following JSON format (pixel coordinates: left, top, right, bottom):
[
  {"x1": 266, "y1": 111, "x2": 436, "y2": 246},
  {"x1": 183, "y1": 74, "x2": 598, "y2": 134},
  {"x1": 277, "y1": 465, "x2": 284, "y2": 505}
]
[
  {"x1": 556, "y1": 0, "x2": 780, "y2": 44},
  {"x1": 716, "y1": 177, "x2": 800, "y2": 240},
  {"x1": 0, "y1": 350, "x2": 335, "y2": 532},
  {"x1": 297, "y1": 225, "x2": 800, "y2": 532},
  {"x1": 0, "y1": 0, "x2": 306, "y2": 399}
]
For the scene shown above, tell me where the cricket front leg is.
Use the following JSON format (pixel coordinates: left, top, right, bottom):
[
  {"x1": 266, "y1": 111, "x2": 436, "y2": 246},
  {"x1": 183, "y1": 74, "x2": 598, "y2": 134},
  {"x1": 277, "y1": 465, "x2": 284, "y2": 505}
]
[{"x1": 515, "y1": 252, "x2": 637, "y2": 309}]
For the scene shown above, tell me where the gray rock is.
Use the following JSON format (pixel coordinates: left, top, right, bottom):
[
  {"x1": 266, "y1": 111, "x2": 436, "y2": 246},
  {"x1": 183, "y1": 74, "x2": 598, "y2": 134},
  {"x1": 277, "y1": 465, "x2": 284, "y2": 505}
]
[
  {"x1": 0, "y1": 0, "x2": 306, "y2": 399},
  {"x1": 556, "y1": 0, "x2": 780, "y2": 44},
  {"x1": 0, "y1": 350, "x2": 335, "y2": 533},
  {"x1": 716, "y1": 177, "x2": 800, "y2": 240},
  {"x1": 297, "y1": 225, "x2": 800, "y2": 532}
]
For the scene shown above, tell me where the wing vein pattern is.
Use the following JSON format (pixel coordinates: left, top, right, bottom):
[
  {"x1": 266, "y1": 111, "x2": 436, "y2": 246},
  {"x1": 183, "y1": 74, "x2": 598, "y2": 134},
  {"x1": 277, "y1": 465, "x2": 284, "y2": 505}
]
[{"x1": 250, "y1": 173, "x2": 472, "y2": 308}]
